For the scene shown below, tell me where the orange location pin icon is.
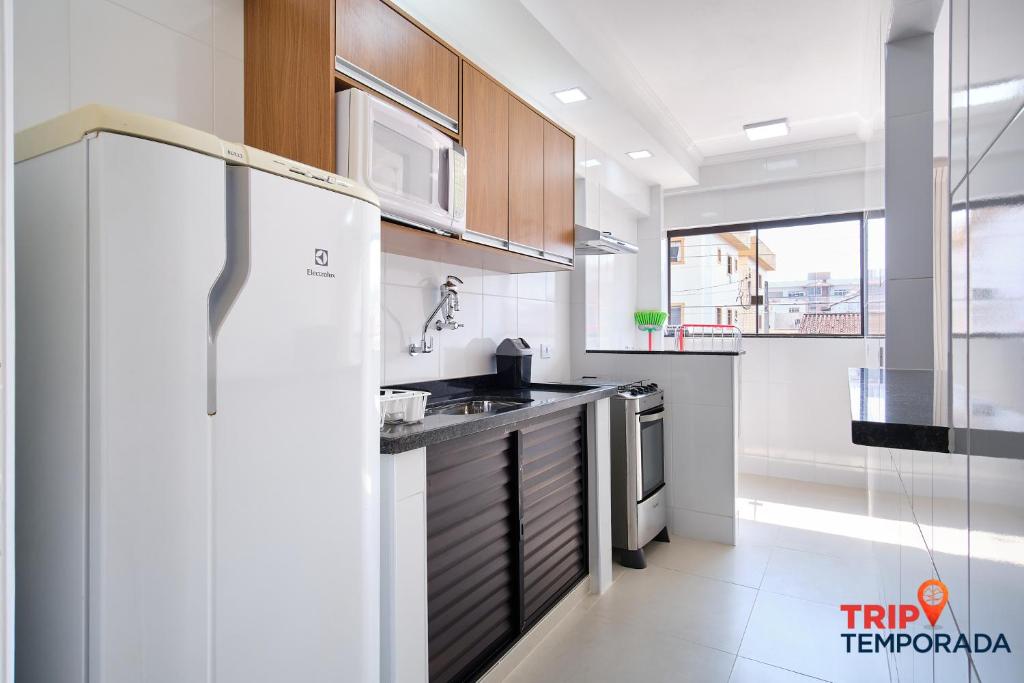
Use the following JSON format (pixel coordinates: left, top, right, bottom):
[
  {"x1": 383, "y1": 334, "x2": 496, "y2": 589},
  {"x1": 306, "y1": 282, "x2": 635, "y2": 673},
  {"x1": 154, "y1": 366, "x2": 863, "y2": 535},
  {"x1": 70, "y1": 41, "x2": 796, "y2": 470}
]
[{"x1": 918, "y1": 579, "x2": 949, "y2": 626}]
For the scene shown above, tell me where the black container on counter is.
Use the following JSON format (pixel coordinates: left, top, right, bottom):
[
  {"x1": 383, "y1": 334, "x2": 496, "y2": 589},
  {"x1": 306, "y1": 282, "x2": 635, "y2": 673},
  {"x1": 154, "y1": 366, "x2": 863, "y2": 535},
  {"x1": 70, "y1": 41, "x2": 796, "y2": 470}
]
[{"x1": 496, "y1": 338, "x2": 533, "y2": 389}]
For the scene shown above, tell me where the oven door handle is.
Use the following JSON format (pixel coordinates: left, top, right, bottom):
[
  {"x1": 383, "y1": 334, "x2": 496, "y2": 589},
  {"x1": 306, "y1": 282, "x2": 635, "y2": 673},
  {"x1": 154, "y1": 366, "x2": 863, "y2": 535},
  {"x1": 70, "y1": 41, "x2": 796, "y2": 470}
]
[{"x1": 638, "y1": 410, "x2": 665, "y2": 423}]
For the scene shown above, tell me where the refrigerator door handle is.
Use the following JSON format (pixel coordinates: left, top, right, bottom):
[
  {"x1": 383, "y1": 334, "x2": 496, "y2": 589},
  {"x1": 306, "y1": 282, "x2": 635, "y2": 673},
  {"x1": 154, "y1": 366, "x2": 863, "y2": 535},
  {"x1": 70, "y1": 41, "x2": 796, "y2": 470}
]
[{"x1": 207, "y1": 169, "x2": 252, "y2": 415}]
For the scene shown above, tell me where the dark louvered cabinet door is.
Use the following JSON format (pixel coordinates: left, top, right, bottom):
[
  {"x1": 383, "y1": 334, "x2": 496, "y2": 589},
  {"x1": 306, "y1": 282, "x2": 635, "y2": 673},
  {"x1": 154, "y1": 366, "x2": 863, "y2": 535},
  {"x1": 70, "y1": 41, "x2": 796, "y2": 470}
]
[
  {"x1": 519, "y1": 407, "x2": 588, "y2": 626},
  {"x1": 426, "y1": 429, "x2": 518, "y2": 683}
]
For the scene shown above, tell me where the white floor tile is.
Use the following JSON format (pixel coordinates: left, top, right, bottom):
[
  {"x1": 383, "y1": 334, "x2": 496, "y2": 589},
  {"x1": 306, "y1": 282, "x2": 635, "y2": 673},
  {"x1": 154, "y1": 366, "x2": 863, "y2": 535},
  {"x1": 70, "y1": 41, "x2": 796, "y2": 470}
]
[
  {"x1": 505, "y1": 608, "x2": 736, "y2": 683},
  {"x1": 729, "y1": 657, "x2": 828, "y2": 683},
  {"x1": 645, "y1": 533, "x2": 773, "y2": 589},
  {"x1": 760, "y1": 547, "x2": 879, "y2": 606},
  {"x1": 588, "y1": 565, "x2": 756, "y2": 653},
  {"x1": 738, "y1": 591, "x2": 889, "y2": 683}
]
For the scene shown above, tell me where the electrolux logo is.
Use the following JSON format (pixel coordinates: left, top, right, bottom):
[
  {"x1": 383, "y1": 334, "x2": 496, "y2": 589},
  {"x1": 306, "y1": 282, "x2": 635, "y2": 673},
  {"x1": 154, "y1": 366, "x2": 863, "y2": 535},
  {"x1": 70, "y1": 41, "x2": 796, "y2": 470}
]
[
  {"x1": 307, "y1": 248, "x2": 335, "y2": 279},
  {"x1": 840, "y1": 579, "x2": 1011, "y2": 655}
]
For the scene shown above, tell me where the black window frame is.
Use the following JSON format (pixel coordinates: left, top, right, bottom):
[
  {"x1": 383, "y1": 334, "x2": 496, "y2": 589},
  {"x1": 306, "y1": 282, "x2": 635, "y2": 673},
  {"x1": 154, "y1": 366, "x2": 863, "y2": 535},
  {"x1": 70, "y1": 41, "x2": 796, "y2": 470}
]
[{"x1": 665, "y1": 211, "x2": 874, "y2": 338}]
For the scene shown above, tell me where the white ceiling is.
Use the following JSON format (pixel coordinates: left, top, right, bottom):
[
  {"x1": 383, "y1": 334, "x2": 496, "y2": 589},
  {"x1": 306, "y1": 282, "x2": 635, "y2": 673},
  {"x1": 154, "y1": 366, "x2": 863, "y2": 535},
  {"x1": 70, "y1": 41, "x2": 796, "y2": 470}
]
[{"x1": 394, "y1": 0, "x2": 887, "y2": 190}]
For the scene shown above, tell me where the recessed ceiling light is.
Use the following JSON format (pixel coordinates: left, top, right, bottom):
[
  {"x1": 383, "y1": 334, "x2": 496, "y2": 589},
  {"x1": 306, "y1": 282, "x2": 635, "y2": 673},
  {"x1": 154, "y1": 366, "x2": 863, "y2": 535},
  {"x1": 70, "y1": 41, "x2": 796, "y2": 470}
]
[
  {"x1": 626, "y1": 149, "x2": 653, "y2": 160},
  {"x1": 744, "y1": 118, "x2": 790, "y2": 141},
  {"x1": 764, "y1": 158, "x2": 798, "y2": 171},
  {"x1": 553, "y1": 87, "x2": 589, "y2": 104},
  {"x1": 581, "y1": 159, "x2": 601, "y2": 168}
]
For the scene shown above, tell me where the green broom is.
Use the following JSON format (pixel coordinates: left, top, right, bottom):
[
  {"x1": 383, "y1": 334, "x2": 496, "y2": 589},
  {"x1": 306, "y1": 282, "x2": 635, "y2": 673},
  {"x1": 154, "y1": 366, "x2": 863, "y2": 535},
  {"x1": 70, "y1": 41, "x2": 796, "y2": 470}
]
[{"x1": 634, "y1": 310, "x2": 668, "y2": 351}]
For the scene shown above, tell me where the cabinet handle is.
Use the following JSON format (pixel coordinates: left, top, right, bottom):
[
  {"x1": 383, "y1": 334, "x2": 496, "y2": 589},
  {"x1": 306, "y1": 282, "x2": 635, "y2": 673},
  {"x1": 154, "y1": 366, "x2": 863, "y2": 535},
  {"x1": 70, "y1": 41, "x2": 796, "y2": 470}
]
[{"x1": 335, "y1": 55, "x2": 459, "y2": 133}]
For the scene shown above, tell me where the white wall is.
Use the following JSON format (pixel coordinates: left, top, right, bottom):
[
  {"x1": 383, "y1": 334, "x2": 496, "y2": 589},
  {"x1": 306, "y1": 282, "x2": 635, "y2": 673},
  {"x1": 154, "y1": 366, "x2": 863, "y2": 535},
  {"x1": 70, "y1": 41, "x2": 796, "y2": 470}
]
[
  {"x1": 658, "y1": 147, "x2": 882, "y2": 489},
  {"x1": 381, "y1": 254, "x2": 572, "y2": 386},
  {"x1": 664, "y1": 143, "x2": 883, "y2": 229},
  {"x1": 14, "y1": 0, "x2": 243, "y2": 140}
]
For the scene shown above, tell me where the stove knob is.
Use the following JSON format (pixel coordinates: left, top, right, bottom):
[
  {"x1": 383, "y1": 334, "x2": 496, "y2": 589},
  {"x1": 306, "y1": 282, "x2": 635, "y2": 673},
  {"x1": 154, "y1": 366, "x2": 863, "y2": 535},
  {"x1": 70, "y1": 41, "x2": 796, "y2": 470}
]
[{"x1": 629, "y1": 389, "x2": 639, "y2": 396}]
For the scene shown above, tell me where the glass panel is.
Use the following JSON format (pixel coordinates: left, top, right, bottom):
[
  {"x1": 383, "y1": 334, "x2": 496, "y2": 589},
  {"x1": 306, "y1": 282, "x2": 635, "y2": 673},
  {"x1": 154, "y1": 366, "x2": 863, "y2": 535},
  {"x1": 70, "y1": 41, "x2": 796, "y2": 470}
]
[
  {"x1": 758, "y1": 219, "x2": 863, "y2": 334},
  {"x1": 865, "y1": 214, "x2": 886, "y2": 336},
  {"x1": 639, "y1": 417, "x2": 664, "y2": 499},
  {"x1": 667, "y1": 230, "x2": 758, "y2": 335},
  {"x1": 371, "y1": 122, "x2": 434, "y2": 202}
]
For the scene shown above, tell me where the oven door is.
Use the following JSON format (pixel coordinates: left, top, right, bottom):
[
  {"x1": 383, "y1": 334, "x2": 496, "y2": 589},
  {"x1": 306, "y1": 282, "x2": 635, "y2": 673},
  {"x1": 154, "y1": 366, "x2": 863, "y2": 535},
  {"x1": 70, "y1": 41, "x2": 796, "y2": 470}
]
[{"x1": 636, "y1": 406, "x2": 665, "y2": 501}]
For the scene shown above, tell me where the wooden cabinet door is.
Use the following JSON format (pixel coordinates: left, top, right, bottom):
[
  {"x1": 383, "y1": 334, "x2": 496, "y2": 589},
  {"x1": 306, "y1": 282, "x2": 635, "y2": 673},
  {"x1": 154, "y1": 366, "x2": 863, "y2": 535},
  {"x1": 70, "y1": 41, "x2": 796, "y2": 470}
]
[
  {"x1": 543, "y1": 123, "x2": 575, "y2": 262},
  {"x1": 508, "y1": 98, "x2": 546, "y2": 253},
  {"x1": 462, "y1": 64, "x2": 509, "y2": 243},
  {"x1": 426, "y1": 429, "x2": 518, "y2": 683},
  {"x1": 335, "y1": 0, "x2": 459, "y2": 123},
  {"x1": 519, "y1": 407, "x2": 587, "y2": 626}
]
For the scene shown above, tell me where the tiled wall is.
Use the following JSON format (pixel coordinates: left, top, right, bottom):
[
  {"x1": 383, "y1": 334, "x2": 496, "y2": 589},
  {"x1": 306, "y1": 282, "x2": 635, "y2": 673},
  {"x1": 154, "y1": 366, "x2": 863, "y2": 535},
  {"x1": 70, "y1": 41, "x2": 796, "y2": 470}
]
[
  {"x1": 381, "y1": 253, "x2": 572, "y2": 386},
  {"x1": 572, "y1": 351, "x2": 739, "y2": 544},
  {"x1": 14, "y1": 0, "x2": 243, "y2": 140},
  {"x1": 739, "y1": 337, "x2": 870, "y2": 488}
]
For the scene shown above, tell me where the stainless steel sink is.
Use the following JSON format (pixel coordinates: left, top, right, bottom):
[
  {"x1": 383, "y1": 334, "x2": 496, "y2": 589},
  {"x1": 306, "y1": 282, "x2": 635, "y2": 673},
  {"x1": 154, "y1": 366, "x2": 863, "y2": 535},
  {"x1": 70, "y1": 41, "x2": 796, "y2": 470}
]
[{"x1": 426, "y1": 398, "x2": 531, "y2": 416}]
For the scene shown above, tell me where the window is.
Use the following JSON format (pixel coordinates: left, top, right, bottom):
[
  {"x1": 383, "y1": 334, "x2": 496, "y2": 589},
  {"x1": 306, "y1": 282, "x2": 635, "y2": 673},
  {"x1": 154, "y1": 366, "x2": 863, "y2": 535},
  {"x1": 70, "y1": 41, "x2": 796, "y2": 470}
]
[
  {"x1": 667, "y1": 212, "x2": 872, "y2": 336},
  {"x1": 669, "y1": 236, "x2": 685, "y2": 263},
  {"x1": 669, "y1": 304, "x2": 684, "y2": 326}
]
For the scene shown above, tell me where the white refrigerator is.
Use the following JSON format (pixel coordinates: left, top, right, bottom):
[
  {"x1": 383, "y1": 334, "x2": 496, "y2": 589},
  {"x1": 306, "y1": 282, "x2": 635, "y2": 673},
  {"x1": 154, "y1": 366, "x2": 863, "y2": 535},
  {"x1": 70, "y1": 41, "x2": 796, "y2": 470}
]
[{"x1": 14, "y1": 106, "x2": 381, "y2": 683}]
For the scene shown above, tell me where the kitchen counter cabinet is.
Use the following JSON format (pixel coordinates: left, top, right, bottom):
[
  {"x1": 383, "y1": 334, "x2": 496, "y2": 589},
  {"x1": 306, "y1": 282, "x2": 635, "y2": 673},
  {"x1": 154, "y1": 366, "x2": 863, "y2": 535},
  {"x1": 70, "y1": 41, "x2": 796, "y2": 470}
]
[{"x1": 380, "y1": 396, "x2": 613, "y2": 683}]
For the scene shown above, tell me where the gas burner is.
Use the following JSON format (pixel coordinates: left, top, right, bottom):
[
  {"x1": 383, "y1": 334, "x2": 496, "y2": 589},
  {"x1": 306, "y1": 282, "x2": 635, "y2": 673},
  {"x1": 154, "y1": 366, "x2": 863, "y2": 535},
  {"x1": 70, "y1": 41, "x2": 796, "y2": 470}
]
[{"x1": 616, "y1": 380, "x2": 660, "y2": 397}]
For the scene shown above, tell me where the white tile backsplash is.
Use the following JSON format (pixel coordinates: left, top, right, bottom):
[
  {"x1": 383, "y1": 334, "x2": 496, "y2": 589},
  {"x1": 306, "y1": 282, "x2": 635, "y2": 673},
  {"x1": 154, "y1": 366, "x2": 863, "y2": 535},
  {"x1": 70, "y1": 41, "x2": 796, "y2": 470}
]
[
  {"x1": 382, "y1": 255, "x2": 571, "y2": 386},
  {"x1": 14, "y1": 0, "x2": 71, "y2": 131},
  {"x1": 213, "y1": 51, "x2": 244, "y2": 141},
  {"x1": 213, "y1": 0, "x2": 244, "y2": 59},
  {"x1": 106, "y1": 0, "x2": 214, "y2": 44},
  {"x1": 16, "y1": 0, "x2": 244, "y2": 144}
]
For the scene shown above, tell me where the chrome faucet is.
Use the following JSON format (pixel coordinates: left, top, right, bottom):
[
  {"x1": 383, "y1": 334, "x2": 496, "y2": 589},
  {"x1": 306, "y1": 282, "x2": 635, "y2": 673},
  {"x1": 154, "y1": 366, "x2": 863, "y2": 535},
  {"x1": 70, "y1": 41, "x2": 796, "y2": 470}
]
[{"x1": 409, "y1": 275, "x2": 464, "y2": 355}]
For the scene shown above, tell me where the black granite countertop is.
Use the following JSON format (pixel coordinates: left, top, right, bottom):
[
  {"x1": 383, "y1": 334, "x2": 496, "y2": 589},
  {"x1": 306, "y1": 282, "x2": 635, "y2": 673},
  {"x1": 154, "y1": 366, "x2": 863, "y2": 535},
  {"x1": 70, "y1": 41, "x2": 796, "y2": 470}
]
[
  {"x1": 849, "y1": 368, "x2": 951, "y2": 453},
  {"x1": 380, "y1": 375, "x2": 619, "y2": 454},
  {"x1": 849, "y1": 368, "x2": 1024, "y2": 458},
  {"x1": 586, "y1": 349, "x2": 744, "y2": 356}
]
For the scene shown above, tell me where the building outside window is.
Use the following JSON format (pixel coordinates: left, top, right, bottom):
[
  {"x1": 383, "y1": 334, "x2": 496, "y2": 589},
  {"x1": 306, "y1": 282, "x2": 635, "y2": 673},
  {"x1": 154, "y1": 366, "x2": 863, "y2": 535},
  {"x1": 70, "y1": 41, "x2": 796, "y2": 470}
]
[{"x1": 667, "y1": 213, "x2": 876, "y2": 336}]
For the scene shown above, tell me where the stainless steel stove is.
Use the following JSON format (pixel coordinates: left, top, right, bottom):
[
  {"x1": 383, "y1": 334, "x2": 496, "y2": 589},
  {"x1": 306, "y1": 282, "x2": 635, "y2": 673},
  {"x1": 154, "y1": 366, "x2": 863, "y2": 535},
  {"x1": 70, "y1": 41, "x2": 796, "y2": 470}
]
[{"x1": 610, "y1": 381, "x2": 669, "y2": 568}]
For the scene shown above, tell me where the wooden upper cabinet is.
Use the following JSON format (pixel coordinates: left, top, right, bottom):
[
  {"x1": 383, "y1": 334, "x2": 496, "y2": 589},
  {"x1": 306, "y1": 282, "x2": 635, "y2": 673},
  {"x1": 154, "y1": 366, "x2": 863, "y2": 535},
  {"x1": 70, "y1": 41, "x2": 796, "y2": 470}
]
[
  {"x1": 335, "y1": 0, "x2": 459, "y2": 125},
  {"x1": 245, "y1": 0, "x2": 335, "y2": 170},
  {"x1": 543, "y1": 122, "x2": 575, "y2": 261},
  {"x1": 462, "y1": 64, "x2": 509, "y2": 243},
  {"x1": 508, "y1": 98, "x2": 546, "y2": 252}
]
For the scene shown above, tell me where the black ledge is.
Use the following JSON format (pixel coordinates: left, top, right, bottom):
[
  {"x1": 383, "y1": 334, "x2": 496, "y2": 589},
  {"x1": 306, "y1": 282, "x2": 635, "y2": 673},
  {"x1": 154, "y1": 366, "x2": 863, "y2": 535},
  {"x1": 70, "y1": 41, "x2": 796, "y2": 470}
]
[
  {"x1": 849, "y1": 368, "x2": 950, "y2": 453},
  {"x1": 849, "y1": 368, "x2": 1024, "y2": 458},
  {"x1": 586, "y1": 349, "x2": 744, "y2": 356},
  {"x1": 380, "y1": 375, "x2": 619, "y2": 454}
]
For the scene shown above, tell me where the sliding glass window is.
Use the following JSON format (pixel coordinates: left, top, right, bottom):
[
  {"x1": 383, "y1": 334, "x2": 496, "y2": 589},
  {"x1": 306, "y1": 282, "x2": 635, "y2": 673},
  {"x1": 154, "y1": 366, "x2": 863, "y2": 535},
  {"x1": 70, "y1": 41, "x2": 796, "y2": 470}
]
[{"x1": 666, "y1": 212, "x2": 882, "y2": 337}]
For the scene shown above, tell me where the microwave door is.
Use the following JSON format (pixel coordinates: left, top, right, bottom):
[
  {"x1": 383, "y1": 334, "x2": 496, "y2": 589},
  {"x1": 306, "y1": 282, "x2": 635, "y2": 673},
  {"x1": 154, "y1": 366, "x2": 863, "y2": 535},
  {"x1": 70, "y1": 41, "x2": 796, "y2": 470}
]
[{"x1": 367, "y1": 103, "x2": 455, "y2": 233}]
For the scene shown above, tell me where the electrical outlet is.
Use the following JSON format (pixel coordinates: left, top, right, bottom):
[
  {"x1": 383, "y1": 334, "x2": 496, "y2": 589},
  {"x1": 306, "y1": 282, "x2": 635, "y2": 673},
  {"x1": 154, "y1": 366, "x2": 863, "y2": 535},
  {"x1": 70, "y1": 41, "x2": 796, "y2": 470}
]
[{"x1": 539, "y1": 343, "x2": 552, "y2": 359}]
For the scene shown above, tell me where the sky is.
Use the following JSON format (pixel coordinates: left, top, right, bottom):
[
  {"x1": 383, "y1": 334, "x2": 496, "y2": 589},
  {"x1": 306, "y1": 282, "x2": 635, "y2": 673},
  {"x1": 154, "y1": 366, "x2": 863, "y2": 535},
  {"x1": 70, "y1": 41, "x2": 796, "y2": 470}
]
[{"x1": 759, "y1": 219, "x2": 862, "y2": 283}]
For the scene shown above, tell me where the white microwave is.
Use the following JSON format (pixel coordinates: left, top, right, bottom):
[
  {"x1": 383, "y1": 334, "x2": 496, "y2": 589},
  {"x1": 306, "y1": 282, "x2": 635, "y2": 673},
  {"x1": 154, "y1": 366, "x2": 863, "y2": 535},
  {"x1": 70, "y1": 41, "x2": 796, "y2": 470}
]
[{"x1": 336, "y1": 89, "x2": 467, "y2": 236}]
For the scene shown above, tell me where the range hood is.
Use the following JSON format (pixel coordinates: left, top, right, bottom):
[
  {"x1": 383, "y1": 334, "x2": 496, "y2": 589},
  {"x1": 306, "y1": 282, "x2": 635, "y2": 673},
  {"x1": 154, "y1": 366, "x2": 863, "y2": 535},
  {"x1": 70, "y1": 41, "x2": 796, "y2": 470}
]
[{"x1": 574, "y1": 224, "x2": 639, "y2": 255}]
